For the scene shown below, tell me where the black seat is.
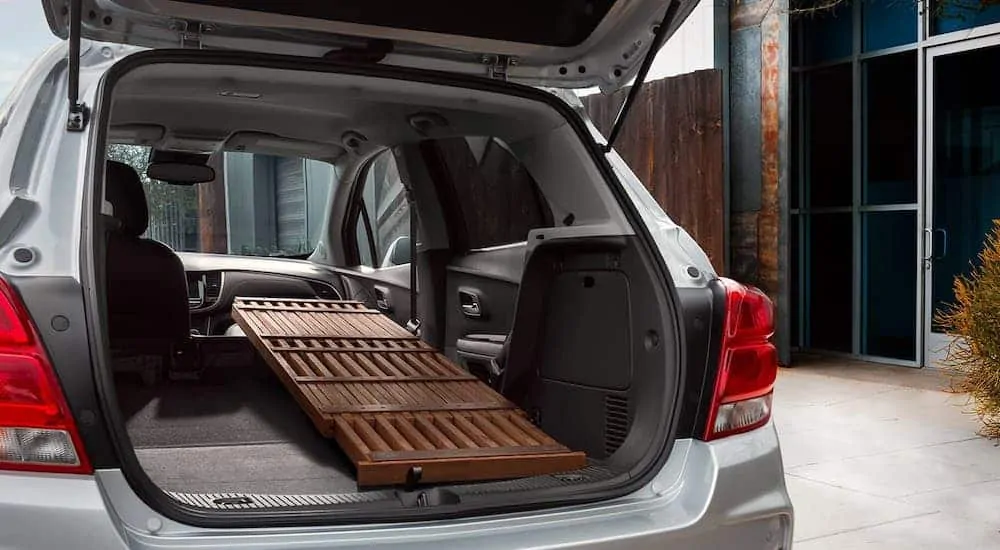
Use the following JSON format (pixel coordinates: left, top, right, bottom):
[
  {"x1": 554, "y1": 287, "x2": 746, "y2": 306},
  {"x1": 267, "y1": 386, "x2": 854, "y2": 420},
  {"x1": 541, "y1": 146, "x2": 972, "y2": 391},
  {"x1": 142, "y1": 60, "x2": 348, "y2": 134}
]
[{"x1": 105, "y1": 160, "x2": 190, "y2": 356}]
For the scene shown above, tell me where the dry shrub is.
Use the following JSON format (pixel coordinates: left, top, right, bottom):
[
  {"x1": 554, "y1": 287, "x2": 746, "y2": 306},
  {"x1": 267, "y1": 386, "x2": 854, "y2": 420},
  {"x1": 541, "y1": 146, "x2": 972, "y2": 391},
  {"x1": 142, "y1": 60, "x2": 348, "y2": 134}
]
[{"x1": 936, "y1": 220, "x2": 1000, "y2": 439}]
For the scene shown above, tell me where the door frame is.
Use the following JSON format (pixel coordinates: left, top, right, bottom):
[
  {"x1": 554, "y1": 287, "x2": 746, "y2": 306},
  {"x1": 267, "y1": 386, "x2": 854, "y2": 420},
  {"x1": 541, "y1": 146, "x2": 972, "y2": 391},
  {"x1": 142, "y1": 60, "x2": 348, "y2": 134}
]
[{"x1": 921, "y1": 32, "x2": 1000, "y2": 367}]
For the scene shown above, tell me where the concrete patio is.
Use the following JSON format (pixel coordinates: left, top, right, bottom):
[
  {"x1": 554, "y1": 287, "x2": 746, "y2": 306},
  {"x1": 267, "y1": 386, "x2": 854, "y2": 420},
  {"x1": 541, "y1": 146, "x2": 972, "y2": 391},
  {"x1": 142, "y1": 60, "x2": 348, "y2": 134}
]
[{"x1": 774, "y1": 357, "x2": 1000, "y2": 549}]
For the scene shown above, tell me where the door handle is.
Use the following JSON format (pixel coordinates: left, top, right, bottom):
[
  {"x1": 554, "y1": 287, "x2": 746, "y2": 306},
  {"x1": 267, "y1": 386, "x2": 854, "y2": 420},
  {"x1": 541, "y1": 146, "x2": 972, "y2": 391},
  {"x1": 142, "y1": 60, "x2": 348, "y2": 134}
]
[
  {"x1": 458, "y1": 290, "x2": 482, "y2": 318},
  {"x1": 934, "y1": 228, "x2": 948, "y2": 260},
  {"x1": 923, "y1": 227, "x2": 948, "y2": 265},
  {"x1": 922, "y1": 227, "x2": 933, "y2": 264},
  {"x1": 373, "y1": 286, "x2": 391, "y2": 312}
]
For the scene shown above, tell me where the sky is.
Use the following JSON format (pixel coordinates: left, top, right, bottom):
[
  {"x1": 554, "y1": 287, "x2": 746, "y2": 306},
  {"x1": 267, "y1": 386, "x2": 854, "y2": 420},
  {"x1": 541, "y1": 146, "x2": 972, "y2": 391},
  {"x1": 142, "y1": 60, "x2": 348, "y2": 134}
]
[{"x1": 0, "y1": 0, "x2": 58, "y2": 101}]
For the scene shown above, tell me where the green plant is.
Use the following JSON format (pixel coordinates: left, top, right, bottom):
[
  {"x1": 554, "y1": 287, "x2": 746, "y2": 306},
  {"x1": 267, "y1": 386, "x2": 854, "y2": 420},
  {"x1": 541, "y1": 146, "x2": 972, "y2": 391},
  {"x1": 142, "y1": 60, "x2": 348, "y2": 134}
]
[{"x1": 936, "y1": 219, "x2": 1000, "y2": 439}]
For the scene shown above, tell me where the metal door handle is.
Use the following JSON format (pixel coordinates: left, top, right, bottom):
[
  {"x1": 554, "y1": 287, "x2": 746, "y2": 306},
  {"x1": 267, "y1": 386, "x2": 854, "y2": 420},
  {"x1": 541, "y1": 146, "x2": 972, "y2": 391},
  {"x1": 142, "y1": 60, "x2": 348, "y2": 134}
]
[
  {"x1": 458, "y1": 290, "x2": 482, "y2": 318},
  {"x1": 934, "y1": 228, "x2": 948, "y2": 260},
  {"x1": 923, "y1": 228, "x2": 949, "y2": 263},
  {"x1": 923, "y1": 227, "x2": 933, "y2": 264}
]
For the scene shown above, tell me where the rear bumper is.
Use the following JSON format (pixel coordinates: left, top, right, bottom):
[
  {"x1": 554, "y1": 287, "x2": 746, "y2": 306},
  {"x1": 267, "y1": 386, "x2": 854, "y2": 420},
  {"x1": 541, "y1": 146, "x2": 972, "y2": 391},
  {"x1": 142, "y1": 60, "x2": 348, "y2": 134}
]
[{"x1": 0, "y1": 423, "x2": 791, "y2": 550}]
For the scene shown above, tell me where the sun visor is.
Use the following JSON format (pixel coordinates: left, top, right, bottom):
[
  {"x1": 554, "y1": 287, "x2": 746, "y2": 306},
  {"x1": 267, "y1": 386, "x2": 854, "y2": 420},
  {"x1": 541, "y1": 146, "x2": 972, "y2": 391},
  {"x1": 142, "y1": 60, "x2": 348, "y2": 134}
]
[
  {"x1": 107, "y1": 124, "x2": 166, "y2": 146},
  {"x1": 224, "y1": 132, "x2": 346, "y2": 160}
]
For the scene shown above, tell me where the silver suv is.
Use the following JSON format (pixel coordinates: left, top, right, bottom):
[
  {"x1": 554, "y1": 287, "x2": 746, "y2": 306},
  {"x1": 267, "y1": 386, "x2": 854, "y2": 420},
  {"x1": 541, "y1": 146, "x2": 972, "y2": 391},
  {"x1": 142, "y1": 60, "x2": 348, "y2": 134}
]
[{"x1": 0, "y1": 1, "x2": 792, "y2": 548}]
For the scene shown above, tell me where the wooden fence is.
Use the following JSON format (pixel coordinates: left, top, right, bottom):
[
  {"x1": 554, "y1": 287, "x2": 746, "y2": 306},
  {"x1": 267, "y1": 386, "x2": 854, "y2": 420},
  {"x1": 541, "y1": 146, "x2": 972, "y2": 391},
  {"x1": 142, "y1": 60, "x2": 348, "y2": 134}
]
[{"x1": 582, "y1": 69, "x2": 725, "y2": 273}]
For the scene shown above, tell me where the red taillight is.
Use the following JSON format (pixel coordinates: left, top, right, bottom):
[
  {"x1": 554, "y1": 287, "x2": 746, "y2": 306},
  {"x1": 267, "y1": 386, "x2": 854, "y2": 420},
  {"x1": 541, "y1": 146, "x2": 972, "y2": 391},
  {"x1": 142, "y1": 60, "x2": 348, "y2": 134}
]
[
  {"x1": 703, "y1": 278, "x2": 779, "y2": 441},
  {"x1": 0, "y1": 279, "x2": 91, "y2": 474}
]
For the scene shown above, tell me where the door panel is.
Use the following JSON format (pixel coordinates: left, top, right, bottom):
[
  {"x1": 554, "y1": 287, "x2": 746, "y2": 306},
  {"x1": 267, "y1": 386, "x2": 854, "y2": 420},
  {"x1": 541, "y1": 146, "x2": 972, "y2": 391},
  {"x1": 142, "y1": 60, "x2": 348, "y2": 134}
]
[
  {"x1": 338, "y1": 149, "x2": 414, "y2": 329},
  {"x1": 336, "y1": 264, "x2": 412, "y2": 328},
  {"x1": 444, "y1": 245, "x2": 526, "y2": 377}
]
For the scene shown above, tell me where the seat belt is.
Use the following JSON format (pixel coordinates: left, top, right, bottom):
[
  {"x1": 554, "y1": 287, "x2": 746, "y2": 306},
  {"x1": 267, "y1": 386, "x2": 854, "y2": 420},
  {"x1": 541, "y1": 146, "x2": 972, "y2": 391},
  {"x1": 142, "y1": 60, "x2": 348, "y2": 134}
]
[{"x1": 404, "y1": 190, "x2": 421, "y2": 337}]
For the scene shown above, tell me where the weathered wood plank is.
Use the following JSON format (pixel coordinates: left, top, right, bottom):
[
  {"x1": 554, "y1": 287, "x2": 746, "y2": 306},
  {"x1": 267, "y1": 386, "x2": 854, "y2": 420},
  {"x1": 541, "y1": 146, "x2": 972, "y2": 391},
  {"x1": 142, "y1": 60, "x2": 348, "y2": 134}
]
[{"x1": 581, "y1": 70, "x2": 725, "y2": 274}]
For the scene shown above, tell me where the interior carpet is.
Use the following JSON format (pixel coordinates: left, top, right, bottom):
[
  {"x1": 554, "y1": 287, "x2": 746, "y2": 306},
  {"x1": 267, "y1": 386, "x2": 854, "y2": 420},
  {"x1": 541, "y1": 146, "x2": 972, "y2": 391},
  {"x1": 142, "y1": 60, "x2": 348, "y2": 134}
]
[
  {"x1": 134, "y1": 442, "x2": 357, "y2": 495},
  {"x1": 115, "y1": 365, "x2": 357, "y2": 495}
]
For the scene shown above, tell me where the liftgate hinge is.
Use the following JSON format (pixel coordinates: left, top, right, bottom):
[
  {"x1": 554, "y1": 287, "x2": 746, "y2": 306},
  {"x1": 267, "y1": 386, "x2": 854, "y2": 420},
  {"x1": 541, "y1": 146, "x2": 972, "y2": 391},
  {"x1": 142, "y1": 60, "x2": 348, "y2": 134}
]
[
  {"x1": 170, "y1": 20, "x2": 213, "y2": 49},
  {"x1": 482, "y1": 54, "x2": 516, "y2": 81}
]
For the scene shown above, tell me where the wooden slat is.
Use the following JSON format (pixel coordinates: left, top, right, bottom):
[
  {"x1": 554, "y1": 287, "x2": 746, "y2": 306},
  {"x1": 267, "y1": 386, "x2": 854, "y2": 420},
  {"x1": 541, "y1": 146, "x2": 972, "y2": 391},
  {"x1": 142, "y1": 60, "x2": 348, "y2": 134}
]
[
  {"x1": 272, "y1": 345, "x2": 436, "y2": 353},
  {"x1": 393, "y1": 416, "x2": 436, "y2": 451},
  {"x1": 240, "y1": 298, "x2": 369, "y2": 306},
  {"x1": 320, "y1": 402, "x2": 516, "y2": 414},
  {"x1": 234, "y1": 304, "x2": 388, "y2": 313},
  {"x1": 370, "y1": 444, "x2": 569, "y2": 462},
  {"x1": 233, "y1": 297, "x2": 586, "y2": 487},
  {"x1": 293, "y1": 375, "x2": 479, "y2": 383}
]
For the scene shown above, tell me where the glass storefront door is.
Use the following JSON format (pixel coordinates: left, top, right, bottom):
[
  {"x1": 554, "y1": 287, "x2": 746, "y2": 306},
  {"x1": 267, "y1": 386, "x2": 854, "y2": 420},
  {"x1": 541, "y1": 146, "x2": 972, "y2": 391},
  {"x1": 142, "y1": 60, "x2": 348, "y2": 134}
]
[{"x1": 925, "y1": 38, "x2": 1000, "y2": 366}]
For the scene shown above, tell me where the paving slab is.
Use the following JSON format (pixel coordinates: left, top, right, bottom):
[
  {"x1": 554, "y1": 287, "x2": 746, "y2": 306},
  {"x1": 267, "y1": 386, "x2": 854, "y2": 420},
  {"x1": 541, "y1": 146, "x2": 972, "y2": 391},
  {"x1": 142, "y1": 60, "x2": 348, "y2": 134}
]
[{"x1": 774, "y1": 357, "x2": 1000, "y2": 548}]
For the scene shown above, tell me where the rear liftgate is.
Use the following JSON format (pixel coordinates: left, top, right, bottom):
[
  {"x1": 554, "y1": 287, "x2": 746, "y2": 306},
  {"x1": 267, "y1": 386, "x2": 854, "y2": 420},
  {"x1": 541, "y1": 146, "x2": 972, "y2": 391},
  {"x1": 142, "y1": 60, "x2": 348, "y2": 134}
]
[
  {"x1": 60, "y1": 0, "x2": 679, "y2": 492},
  {"x1": 232, "y1": 298, "x2": 585, "y2": 487}
]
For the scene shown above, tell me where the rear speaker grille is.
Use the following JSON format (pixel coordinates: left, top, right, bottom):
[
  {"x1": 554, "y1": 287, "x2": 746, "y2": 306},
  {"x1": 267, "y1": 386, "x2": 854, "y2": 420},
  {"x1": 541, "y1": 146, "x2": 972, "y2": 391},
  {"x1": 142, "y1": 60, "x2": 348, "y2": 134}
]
[{"x1": 604, "y1": 395, "x2": 630, "y2": 457}]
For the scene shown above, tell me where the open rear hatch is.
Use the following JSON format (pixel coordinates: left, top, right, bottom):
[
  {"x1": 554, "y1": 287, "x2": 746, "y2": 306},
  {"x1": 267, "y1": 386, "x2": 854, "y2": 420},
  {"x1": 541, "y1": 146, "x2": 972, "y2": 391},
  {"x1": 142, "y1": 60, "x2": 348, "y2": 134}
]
[{"x1": 41, "y1": 0, "x2": 696, "y2": 91}]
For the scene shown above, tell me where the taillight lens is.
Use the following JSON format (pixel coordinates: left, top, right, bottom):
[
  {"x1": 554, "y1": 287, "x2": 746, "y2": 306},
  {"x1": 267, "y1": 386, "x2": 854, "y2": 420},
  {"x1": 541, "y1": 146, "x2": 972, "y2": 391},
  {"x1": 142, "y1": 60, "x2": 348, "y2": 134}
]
[
  {"x1": 703, "y1": 278, "x2": 779, "y2": 441},
  {"x1": 0, "y1": 279, "x2": 91, "y2": 473}
]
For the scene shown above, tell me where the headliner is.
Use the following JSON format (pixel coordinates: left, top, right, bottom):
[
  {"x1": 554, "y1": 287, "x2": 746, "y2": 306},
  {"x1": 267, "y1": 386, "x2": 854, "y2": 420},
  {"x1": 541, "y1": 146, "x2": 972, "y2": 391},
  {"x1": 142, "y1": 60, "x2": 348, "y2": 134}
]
[{"x1": 108, "y1": 62, "x2": 569, "y2": 161}]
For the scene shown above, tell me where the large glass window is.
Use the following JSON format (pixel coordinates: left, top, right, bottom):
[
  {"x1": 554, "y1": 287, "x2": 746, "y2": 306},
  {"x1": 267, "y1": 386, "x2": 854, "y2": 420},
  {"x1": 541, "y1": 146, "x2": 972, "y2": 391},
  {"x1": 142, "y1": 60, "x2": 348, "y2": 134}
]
[
  {"x1": 807, "y1": 213, "x2": 853, "y2": 352},
  {"x1": 862, "y1": 0, "x2": 917, "y2": 51},
  {"x1": 107, "y1": 144, "x2": 337, "y2": 257},
  {"x1": 792, "y1": 10, "x2": 922, "y2": 363},
  {"x1": 806, "y1": 64, "x2": 853, "y2": 208},
  {"x1": 799, "y1": 3, "x2": 853, "y2": 65},
  {"x1": 862, "y1": 211, "x2": 917, "y2": 359},
  {"x1": 863, "y1": 52, "x2": 918, "y2": 205},
  {"x1": 790, "y1": 72, "x2": 801, "y2": 209},
  {"x1": 790, "y1": 213, "x2": 801, "y2": 349},
  {"x1": 932, "y1": 0, "x2": 1000, "y2": 35}
]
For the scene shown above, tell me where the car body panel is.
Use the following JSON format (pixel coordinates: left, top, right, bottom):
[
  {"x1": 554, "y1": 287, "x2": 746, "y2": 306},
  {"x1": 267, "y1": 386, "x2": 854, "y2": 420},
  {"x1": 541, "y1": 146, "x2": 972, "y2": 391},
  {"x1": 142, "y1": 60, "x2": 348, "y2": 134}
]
[
  {"x1": 40, "y1": 0, "x2": 699, "y2": 91},
  {"x1": 0, "y1": 428, "x2": 791, "y2": 549},
  {"x1": 0, "y1": 41, "x2": 789, "y2": 548}
]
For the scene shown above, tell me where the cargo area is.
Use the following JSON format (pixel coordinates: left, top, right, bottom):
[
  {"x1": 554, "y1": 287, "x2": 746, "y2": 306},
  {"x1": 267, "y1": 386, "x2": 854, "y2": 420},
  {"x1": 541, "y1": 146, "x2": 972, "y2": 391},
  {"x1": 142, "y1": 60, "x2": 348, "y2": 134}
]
[
  {"x1": 116, "y1": 359, "x2": 358, "y2": 496},
  {"x1": 96, "y1": 55, "x2": 683, "y2": 517}
]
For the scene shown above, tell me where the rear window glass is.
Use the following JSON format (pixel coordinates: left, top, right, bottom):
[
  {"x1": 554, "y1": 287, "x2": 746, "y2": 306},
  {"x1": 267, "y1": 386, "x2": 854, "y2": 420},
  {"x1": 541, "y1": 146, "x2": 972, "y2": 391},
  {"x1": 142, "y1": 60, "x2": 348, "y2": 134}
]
[
  {"x1": 432, "y1": 137, "x2": 553, "y2": 249},
  {"x1": 179, "y1": 0, "x2": 616, "y2": 47},
  {"x1": 106, "y1": 144, "x2": 337, "y2": 258}
]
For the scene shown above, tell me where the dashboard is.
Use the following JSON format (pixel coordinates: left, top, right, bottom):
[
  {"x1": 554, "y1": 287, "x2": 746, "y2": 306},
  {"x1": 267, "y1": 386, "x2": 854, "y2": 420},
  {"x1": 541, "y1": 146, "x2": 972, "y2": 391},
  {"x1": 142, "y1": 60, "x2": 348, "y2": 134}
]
[
  {"x1": 178, "y1": 253, "x2": 345, "y2": 335},
  {"x1": 187, "y1": 271, "x2": 223, "y2": 309},
  {"x1": 175, "y1": 252, "x2": 415, "y2": 335}
]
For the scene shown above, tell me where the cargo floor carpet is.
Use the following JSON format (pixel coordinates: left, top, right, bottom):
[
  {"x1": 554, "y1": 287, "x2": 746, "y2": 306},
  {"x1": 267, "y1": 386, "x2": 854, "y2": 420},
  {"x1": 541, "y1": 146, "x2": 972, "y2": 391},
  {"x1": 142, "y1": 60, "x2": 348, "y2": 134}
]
[{"x1": 115, "y1": 366, "x2": 357, "y2": 495}]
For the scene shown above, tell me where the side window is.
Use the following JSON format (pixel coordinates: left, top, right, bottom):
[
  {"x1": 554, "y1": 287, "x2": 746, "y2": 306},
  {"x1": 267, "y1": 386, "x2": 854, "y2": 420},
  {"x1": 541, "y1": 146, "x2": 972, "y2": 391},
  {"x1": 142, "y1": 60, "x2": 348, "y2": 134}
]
[
  {"x1": 106, "y1": 144, "x2": 338, "y2": 258},
  {"x1": 354, "y1": 150, "x2": 411, "y2": 268},
  {"x1": 434, "y1": 136, "x2": 553, "y2": 249}
]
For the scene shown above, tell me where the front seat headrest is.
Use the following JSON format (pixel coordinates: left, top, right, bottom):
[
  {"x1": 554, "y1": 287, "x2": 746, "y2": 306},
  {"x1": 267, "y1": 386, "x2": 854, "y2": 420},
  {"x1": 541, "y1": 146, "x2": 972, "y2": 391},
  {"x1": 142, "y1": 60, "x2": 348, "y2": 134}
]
[{"x1": 105, "y1": 160, "x2": 149, "y2": 237}]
